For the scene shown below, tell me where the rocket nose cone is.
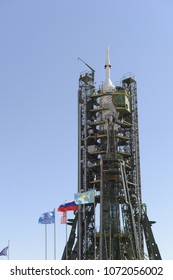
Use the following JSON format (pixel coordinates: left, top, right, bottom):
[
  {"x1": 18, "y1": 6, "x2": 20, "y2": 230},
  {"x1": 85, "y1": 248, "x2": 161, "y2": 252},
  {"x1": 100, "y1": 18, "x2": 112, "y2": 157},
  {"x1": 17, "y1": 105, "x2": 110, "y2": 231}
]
[
  {"x1": 106, "y1": 46, "x2": 110, "y2": 66},
  {"x1": 103, "y1": 47, "x2": 115, "y2": 92}
]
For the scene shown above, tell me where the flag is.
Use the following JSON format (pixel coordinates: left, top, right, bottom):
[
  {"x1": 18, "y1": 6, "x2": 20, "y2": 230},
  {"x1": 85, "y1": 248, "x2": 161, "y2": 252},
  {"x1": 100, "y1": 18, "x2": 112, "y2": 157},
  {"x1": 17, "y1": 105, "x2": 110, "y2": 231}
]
[
  {"x1": 74, "y1": 189, "x2": 95, "y2": 205},
  {"x1": 60, "y1": 212, "x2": 67, "y2": 224},
  {"x1": 38, "y1": 211, "x2": 55, "y2": 224},
  {"x1": 57, "y1": 201, "x2": 78, "y2": 212},
  {"x1": 0, "y1": 246, "x2": 8, "y2": 256}
]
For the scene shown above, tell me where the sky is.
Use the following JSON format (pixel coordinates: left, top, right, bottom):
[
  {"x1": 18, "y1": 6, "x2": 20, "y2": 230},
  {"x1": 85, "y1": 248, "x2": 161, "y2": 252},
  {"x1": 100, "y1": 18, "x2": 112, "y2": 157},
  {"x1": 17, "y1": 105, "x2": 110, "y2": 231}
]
[{"x1": 0, "y1": 0, "x2": 173, "y2": 260}]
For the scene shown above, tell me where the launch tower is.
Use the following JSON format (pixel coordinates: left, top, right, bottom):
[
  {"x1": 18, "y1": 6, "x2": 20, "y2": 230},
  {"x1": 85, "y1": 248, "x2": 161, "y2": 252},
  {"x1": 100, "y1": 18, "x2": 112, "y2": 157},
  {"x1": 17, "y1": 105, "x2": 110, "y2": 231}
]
[{"x1": 62, "y1": 48, "x2": 161, "y2": 260}]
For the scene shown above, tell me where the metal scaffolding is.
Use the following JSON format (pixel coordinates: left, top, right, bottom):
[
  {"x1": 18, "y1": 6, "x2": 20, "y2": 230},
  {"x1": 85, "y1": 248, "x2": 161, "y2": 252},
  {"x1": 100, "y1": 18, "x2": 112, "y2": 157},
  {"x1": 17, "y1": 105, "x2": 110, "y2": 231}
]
[{"x1": 61, "y1": 53, "x2": 161, "y2": 260}]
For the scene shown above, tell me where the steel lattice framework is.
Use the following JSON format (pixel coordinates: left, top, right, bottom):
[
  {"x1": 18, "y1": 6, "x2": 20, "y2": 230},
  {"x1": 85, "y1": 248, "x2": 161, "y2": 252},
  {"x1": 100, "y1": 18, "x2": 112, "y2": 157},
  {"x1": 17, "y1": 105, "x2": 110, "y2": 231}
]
[{"x1": 61, "y1": 57, "x2": 161, "y2": 260}]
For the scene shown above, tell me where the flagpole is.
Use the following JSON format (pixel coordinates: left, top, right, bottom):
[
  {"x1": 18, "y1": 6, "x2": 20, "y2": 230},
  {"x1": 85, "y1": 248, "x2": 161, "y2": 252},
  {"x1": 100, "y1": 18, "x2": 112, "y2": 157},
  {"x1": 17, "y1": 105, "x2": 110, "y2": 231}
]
[
  {"x1": 8, "y1": 240, "x2": 10, "y2": 260},
  {"x1": 54, "y1": 208, "x2": 56, "y2": 260},
  {"x1": 45, "y1": 224, "x2": 47, "y2": 260},
  {"x1": 66, "y1": 211, "x2": 68, "y2": 260}
]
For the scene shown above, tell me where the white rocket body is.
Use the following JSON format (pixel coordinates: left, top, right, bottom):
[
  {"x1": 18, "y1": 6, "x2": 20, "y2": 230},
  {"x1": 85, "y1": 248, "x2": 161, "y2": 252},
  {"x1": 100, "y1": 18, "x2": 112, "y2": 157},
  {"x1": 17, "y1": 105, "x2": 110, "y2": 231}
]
[
  {"x1": 102, "y1": 47, "x2": 115, "y2": 93},
  {"x1": 98, "y1": 47, "x2": 116, "y2": 130}
]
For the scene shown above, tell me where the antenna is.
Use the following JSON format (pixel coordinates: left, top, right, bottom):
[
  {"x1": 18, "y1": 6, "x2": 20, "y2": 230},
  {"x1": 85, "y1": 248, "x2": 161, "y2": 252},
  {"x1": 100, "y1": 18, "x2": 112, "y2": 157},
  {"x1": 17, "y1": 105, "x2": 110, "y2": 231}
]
[{"x1": 78, "y1": 57, "x2": 95, "y2": 73}]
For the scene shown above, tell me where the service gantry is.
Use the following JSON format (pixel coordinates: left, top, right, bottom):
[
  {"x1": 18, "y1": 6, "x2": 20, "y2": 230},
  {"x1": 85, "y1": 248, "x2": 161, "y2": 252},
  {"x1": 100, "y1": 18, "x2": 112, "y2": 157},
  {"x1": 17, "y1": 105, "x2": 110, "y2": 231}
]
[{"x1": 62, "y1": 48, "x2": 161, "y2": 260}]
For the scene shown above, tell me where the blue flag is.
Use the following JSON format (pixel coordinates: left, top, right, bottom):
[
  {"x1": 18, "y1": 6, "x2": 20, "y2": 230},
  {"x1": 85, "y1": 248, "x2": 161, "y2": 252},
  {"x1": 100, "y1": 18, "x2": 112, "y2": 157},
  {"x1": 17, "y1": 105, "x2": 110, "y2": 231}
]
[
  {"x1": 0, "y1": 246, "x2": 8, "y2": 256},
  {"x1": 74, "y1": 190, "x2": 95, "y2": 205},
  {"x1": 38, "y1": 211, "x2": 55, "y2": 224}
]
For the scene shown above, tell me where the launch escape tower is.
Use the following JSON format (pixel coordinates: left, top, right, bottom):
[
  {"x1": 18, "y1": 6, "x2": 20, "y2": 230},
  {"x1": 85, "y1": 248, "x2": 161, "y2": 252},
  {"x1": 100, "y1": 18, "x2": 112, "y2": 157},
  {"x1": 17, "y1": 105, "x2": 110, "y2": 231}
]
[{"x1": 62, "y1": 48, "x2": 161, "y2": 260}]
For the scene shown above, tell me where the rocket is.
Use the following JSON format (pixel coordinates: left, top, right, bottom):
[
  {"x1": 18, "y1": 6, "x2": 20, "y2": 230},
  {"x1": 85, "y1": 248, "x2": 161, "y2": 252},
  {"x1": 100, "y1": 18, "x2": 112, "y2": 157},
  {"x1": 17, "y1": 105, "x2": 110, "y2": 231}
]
[
  {"x1": 97, "y1": 47, "x2": 117, "y2": 130},
  {"x1": 102, "y1": 46, "x2": 115, "y2": 92}
]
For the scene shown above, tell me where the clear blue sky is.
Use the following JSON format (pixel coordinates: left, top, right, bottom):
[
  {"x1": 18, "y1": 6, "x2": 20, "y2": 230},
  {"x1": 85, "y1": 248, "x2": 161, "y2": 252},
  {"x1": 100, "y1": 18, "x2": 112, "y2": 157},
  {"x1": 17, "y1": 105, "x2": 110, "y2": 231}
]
[{"x1": 0, "y1": 0, "x2": 172, "y2": 260}]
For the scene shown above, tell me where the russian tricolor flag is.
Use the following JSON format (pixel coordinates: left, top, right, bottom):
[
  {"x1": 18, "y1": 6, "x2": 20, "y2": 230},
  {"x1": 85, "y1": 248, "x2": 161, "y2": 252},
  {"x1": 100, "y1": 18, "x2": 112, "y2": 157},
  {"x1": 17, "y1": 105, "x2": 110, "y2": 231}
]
[{"x1": 57, "y1": 201, "x2": 78, "y2": 212}]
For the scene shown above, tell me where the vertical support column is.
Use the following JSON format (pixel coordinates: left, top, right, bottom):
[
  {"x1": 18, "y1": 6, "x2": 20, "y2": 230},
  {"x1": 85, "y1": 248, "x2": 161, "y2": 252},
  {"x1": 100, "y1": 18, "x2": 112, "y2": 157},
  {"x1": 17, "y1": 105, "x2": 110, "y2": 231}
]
[
  {"x1": 99, "y1": 157, "x2": 103, "y2": 259},
  {"x1": 77, "y1": 71, "x2": 95, "y2": 259}
]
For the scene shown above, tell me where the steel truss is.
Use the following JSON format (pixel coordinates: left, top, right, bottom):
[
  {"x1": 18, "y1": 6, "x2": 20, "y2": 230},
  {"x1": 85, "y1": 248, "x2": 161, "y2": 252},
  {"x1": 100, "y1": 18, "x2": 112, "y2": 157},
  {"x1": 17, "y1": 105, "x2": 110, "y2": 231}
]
[{"x1": 61, "y1": 70, "x2": 161, "y2": 260}]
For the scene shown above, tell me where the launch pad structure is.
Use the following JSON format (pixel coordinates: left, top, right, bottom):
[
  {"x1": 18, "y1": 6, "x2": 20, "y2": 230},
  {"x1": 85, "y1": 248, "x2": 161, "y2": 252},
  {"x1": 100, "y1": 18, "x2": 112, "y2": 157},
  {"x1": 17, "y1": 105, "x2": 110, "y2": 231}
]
[{"x1": 61, "y1": 48, "x2": 161, "y2": 260}]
